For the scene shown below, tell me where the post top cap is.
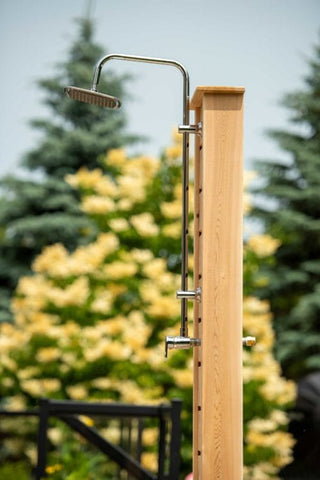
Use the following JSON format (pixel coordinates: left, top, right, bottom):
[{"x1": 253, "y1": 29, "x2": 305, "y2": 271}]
[{"x1": 190, "y1": 86, "x2": 245, "y2": 109}]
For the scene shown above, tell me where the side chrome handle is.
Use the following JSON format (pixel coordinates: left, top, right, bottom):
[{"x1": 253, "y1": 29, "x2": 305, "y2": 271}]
[
  {"x1": 242, "y1": 336, "x2": 256, "y2": 347},
  {"x1": 165, "y1": 336, "x2": 201, "y2": 358}
]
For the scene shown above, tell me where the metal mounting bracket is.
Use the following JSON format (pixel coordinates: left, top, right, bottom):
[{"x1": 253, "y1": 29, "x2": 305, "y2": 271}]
[
  {"x1": 178, "y1": 122, "x2": 202, "y2": 135},
  {"x1": 176, "y1": 287, "x2": 201, "y2": 302}
]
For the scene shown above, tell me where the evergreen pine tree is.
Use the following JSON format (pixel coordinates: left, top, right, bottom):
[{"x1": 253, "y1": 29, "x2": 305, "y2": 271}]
[
  {"x1": 0, "y1": 17, "x2": 139, "y2": 322},
  {"x1": 251, "y1": 35, "x2": 320, "y2": 380}
]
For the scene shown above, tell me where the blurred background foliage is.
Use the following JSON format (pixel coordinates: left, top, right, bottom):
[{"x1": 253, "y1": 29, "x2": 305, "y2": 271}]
[
  {"x1": 0, "y1": 135, "x2": 295, "y2": 478},
  {"x1": 250, "y1": 36, "x2": 320, "y2": 382},
  {"x1": 1, "y1": 11, "x2": 320, "y2": 480},
  {"x1": 0, "y1": 17, "x2": 140, "y2": 324}
]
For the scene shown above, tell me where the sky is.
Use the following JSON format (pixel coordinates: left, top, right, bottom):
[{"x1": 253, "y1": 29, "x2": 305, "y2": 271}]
[{"x1": 0, "y1": 0, "x2": 319, "y2": 177}]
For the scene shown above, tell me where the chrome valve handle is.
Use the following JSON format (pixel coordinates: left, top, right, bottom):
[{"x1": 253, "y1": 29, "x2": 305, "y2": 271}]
[
  {"x1": 242, "y1": 336, "x2": 256, "y2": 347},
  {"x1": 165, "y1": 336, "x2": 201, "y2": 358}
]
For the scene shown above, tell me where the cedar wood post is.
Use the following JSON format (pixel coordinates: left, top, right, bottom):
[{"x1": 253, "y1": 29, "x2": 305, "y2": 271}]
[{"x1": 190, "y1": 86, "x2": 245, "y2": 479}]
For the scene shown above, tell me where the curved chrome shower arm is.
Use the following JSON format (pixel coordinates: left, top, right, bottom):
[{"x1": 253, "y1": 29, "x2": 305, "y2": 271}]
[
  {"x1": 92, "y1": 53, "x2": 190, "y2": 125},
  {"x1": 92, "y1": 53, "x2": 191, "y2": 339}
]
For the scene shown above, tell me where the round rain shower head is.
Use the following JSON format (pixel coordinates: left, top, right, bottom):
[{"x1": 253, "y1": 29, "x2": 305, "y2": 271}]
[{"x1": 64, "y1": 86, "x2": 121, "y2": 109}]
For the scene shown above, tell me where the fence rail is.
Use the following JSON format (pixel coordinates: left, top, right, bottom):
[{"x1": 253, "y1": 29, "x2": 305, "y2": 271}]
[{"x1": 0, "y1": 398, "x2": 182, "y2": 480}]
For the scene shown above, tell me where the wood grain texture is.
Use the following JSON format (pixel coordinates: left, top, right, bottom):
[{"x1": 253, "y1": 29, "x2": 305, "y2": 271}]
[{"x1": 191, "y1": 87, "x2": 244, "y2": 479}]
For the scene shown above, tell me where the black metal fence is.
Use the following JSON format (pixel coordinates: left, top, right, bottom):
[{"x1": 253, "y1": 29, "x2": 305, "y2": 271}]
[{"x1": 0, "y1": 398, "x2": 182, "y2": 480}]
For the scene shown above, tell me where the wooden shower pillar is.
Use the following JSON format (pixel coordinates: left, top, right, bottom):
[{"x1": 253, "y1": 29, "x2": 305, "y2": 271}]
[{"x1": 190, "y1": 86, "x2": 245, "y2": 480}]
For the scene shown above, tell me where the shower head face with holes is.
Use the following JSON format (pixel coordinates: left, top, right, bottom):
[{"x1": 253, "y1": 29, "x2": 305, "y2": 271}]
[{"x1": 64, "y1": 86, "x2": 121, "y2": 109}]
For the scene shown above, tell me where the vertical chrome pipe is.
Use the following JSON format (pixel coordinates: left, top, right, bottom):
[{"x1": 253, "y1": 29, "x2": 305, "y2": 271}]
[{"x1": 181, "y1": 91, "x2": 189, "y2": 338}]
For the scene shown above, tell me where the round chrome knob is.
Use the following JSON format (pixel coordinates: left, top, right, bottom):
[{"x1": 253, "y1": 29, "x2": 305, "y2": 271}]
[{"x1": 242, "y1": 336, "x2": 256, "y2": 347}]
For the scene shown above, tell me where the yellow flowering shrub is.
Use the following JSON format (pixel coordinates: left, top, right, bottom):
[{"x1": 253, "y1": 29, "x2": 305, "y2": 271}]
[
  {"x1": 0, "y1": 132, "x2": 191, "y2": 475},
  {"x1": 0, "y1": 131, "x2": 295, "y2": 478},
  {"x1": 243, "y1": 295, "x2": 296, "y2": 478},
  {"x1": 247, "y1": 234, "x2": 281, "y2": 258},
  {"x1": 130, "y1": 212, "x2": 160, "y2": 237}
]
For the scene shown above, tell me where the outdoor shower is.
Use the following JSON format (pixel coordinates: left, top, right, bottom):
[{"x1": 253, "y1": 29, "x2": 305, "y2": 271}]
[
  {"x1": 64, "y1": 53, "x2": 201, "y2": 357},
  {"x1": 65, "y1": 53, "x2": 254, "y2": 478}
]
